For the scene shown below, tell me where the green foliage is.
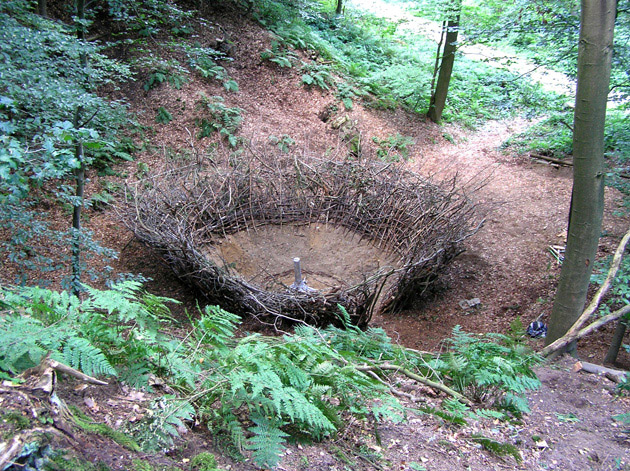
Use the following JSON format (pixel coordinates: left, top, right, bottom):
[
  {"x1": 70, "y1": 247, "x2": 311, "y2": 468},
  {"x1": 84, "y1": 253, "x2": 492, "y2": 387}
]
[
  {"x1": 251, "y1": 0, "x2": 553, "y2": 127},
  {"x1": 91, "y1": 137, "x2": 137, "y2": 176},
  {"x1": 301, "y1": 62, "x2": 335, "y2": 91},
  {"x1": 144, "y1": 67, "x2": 188, "y2": 91},
  {"x1": 1, "y1": 285, "x2": 542, "y2": 468},
  {"x1": 269, "y1": 134, "x2": 296, "y2": 153},
  {"x1": 592, "y1": 254, "x2": 630, "y2": 316},
  {"x1": 261, "y1": 41, "x2": 297, "y2": 68},
  {"x1": 245, "y1": 414, "x2": 290, "y2": 468},
  {"x1": 0, "y1": 1, "x2": 134, "y2": 285},
  {"x1": 0, "y1": 281, "x2": 177, "y2": 381},
  {"x1": 194, "y1": 307, "x2": 400, "y2": 468},
  {"x1": 2, "y1": 411, "x2": 30, "y2": 430},
  {"x1": 372, "y1": 133, "x2": 415, "y2": 161},
  {"x1": 190, "y1": 452, "x2": 222, "y2": 471},
  {"x1": 156, "y1": 107, "x2": 174, "y2": 124},
  {"x1": 195, "y1": 95, "x2": 243, "y2": 147},
  {"x1": 458, "y1": 0, "x2": 629, "y2": 101},
  {"x1": 128, "y1": 396, "x2": 196, "y2": 452},
  {"x1": 180, "y1": 44, "x2": 238, "y2": 92},
  {"x1": 431, "y1": 326, "x2": 542, "y2": 416},
  {"x1": 106, "y1": 0, "x2": 194, "y2": 38}
]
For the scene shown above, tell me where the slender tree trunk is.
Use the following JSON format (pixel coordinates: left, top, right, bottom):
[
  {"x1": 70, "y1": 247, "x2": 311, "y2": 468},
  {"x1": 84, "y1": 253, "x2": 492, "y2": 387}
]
[
  {"x1": 71, "y1": 108, "x2": 85, "y2": 297},
  {"x1": 71, "y1": 0, "x2": 88, "y2": 296},
  {"x1": 603, "y1": 317, "x2": 627, "y2": 364},
  {"x1": 336, "y1": 0, "x2": 343, "y2": 15},
  {"x1": 38, "y1": 0, "x2": 47, "y2": 17},
  {"x1": 427, "y1": 10, "x2": 460, "y2": 123},
  {"x1": 545, "y1": 0, "x2": 616, "y2": 355}
]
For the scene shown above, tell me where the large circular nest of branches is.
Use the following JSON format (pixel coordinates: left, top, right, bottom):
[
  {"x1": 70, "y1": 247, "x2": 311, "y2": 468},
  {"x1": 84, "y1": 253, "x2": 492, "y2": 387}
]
[{"x1": 124, "y1": 155, "x2": 482, "y2": 328}]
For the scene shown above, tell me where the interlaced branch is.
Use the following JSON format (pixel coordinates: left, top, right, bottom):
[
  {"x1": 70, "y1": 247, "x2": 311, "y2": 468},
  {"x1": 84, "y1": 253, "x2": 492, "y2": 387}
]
[{"x1": 122, "y1": 150, "x2": 482, "y2": 327}]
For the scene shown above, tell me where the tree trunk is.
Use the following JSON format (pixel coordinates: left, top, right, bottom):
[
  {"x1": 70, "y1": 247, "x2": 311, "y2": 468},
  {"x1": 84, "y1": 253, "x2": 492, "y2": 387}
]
[
  {"x1": 545, "y1": 0, "x2": 616, "y2": 354},
  {"x1": 71, "y1": 109, "x2": 85, "y2": 297},
  {"x1": 427, "y1": 10, "x2": 460, "y2": 123},
  {"x1": 71, "y1": 0, "x2": 88, "y2": 296},
  {"x1": 336, "y1": 0, "x2": 343, "y2": 15},
  {"x1": 38, "y1": 0, "x2": 47, "y2": 17},
  {"x1": 603, "y1": 317, "x2": 627, "y2": 364}
]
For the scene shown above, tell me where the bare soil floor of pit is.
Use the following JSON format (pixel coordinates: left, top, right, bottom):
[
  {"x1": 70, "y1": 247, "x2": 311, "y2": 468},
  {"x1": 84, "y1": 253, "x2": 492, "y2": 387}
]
[{"x1": 206, "y1": 223, "x2": 400, "y2": 292}]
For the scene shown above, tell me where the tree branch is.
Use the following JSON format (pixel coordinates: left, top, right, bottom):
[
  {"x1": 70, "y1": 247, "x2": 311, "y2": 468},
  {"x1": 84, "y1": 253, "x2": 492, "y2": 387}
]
[{"x1": 356, "y1": 363, "x2": 472, "y2": 406}]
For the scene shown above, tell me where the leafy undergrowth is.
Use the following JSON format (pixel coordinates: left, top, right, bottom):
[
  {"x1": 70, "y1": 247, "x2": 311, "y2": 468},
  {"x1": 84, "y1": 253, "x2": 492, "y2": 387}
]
[{"x1": 0, "y1": 282, "x2": 542, "y2": 470}]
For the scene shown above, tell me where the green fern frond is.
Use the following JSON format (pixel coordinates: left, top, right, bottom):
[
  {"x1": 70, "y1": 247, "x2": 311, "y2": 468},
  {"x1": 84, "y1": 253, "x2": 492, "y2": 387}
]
[
  {"x1": 473, "y1": 408, "x2": 506, "y2": 420},
  {"x1": 62, "y1": 336, "x2": 117, "y2": 378},
  {"x1": 195, "y1": 305, "x2": 241, "y2": 348},
  {"x1": 226, "y1": 416, "x2": 246, "y2": 453},
  {"x1": 273, "y1": 386, "x2": 336, "y2": 435},
  {"x1": 118, "y1": 362, "x2": 151, "y2": 389},
  {"x1": 246, "y1": 414, "x2": 289, "y2": 469},
  {"x1": 278, "y1": 354, "x2": 311, "y2": 391}
]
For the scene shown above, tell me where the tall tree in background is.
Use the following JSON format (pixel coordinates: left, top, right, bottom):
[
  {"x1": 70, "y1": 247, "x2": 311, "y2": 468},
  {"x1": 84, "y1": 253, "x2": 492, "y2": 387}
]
[
  {"x1": 427, "y1": 0, "x2": 461, "y2": 123},
  {"x1": 336, "y1": 0, "x2": 343, "y2": 15},
  {"x1": 545, "y1": 0, "x2": 617, "y2": 354}
]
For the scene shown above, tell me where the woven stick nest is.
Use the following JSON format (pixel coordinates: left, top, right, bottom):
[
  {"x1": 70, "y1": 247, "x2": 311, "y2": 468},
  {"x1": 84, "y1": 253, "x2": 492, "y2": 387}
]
[{"x1": 123, "y1": 154, "x2": 482, "y2": 327}]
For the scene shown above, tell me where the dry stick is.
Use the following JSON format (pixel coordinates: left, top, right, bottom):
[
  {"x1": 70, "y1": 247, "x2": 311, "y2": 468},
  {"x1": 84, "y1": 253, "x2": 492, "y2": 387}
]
[
  {"x1": 531, "y1": 154, "x2": 573, "y2": 167},
  {"x1": 355, "y1": 363, "x2": 472, "y2": 406},
  {"x1": 541, "y1": 227, "x2": 630, "y2": 357}
]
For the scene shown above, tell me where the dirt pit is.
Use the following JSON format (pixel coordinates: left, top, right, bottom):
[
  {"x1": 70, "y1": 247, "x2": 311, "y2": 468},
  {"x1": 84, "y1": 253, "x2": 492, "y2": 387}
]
[{"x1": 205, "y1": 223, "x2": 401, "y2": 293}]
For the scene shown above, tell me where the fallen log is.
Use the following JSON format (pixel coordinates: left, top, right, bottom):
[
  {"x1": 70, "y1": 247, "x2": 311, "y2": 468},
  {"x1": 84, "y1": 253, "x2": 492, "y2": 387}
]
[{"x1": 573, "y1": 360, "x2": 627, "y2": 383}]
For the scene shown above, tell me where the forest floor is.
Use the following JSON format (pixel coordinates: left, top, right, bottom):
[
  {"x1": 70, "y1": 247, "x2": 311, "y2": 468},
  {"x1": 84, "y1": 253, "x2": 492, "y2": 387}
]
[{"x1": 2, "y1": 1, "x2": 629, "y2": 470}]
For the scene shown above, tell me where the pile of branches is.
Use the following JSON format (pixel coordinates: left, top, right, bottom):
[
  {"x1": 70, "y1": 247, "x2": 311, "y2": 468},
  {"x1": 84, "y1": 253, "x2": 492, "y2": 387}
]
[{"x1": 123, "y1": 155, "x2": 482, "y2": 327}]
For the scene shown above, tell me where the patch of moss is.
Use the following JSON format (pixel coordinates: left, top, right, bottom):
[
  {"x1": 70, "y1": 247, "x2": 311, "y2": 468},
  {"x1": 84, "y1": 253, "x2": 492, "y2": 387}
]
[
  {"x1": 69, "y1": 405, "x2": 141, "y2": 452},
  {"x1": 470, "y1": 434, "x2": 522, "y2": 463},
  {"x1": 131, "y1": 460, "x2": 183, "y2": 471},
  {"x1": 3, "y1": 411, "x2": 31, "y2": 430}
]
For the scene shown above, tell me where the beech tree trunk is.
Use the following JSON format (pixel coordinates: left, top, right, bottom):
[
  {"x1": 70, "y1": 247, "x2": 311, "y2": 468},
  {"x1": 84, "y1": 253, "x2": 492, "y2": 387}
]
[
  {"x1": 427, "y1": 7, "x2": 460, "y2": 124},
  {"x1": 545, "y1": 0, "x2": 616, "y2": 354}
]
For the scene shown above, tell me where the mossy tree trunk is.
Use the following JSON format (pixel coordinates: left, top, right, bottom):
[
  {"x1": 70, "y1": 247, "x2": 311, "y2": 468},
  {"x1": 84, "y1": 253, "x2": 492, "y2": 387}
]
[{"x1": 545, "y1": 0, "x2": 616, "y2": 355}]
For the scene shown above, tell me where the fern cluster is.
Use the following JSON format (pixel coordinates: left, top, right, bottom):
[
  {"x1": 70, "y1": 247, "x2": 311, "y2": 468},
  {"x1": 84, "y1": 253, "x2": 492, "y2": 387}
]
[
  {"x1": 430, "y1": 326, "x2": 542, "y2": 416},
  {"x1": 0, "y1": 281, "x2": 177, "y2": 382},
  {"x1": 195, "y1": 94, "x2": 243, "y2": 147},
  {"x1": 0, "y1": 284, "x2": 543, "y2": 469},
  {"x1": 193, "y1": 308, "x2": 395, "y2": 468}
]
